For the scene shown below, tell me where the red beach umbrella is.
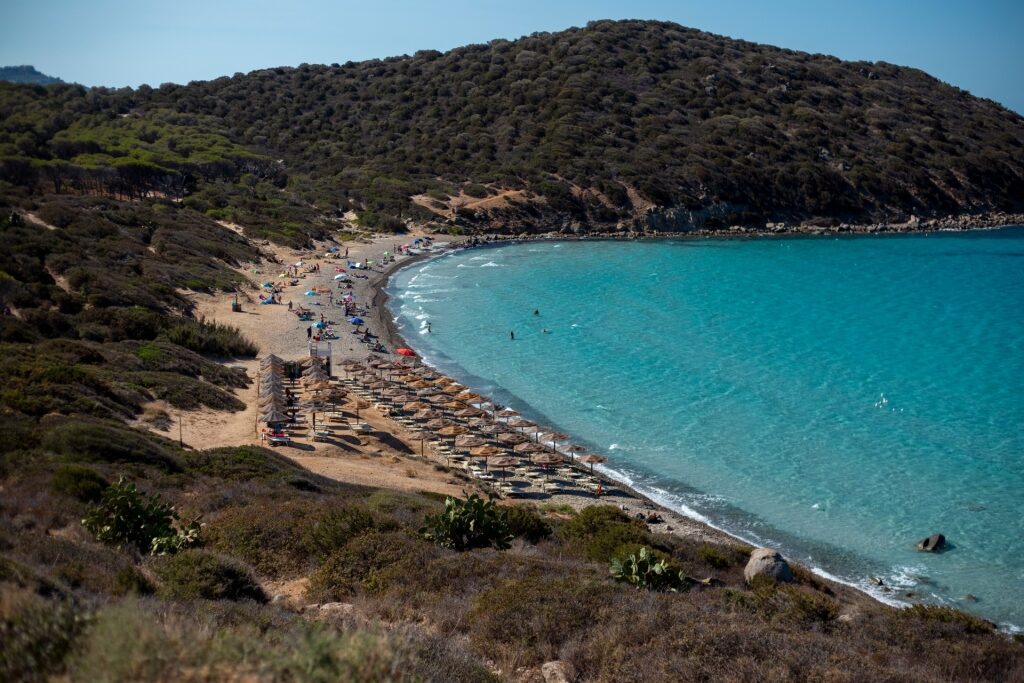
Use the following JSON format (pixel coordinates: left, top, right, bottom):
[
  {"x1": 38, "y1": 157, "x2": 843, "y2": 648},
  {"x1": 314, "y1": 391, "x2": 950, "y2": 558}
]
[{"x1": 396, "y1": 348, "x2": 417, "y2": 357}]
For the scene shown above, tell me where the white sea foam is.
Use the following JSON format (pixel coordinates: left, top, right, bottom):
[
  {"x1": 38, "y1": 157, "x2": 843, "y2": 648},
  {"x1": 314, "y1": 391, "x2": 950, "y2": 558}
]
[{"x1": 480, "y1": 261, "x2": 504, "y2": 267}]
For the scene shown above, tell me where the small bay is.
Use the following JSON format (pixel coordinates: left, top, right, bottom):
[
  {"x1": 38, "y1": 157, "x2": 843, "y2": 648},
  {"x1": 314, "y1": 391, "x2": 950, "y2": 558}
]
[{"x1": 387, "y1": 228, "x2": 1024, "y2": 628}]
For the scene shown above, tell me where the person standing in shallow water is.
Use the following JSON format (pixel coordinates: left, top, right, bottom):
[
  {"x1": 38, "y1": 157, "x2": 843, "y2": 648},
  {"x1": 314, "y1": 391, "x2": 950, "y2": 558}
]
[{"x1": 510, "y1": 330, "x2": 515, "y2": 340}]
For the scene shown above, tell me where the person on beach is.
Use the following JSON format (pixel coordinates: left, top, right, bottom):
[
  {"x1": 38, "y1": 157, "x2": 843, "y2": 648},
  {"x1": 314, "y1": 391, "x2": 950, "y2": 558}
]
[
  {"x1": 306, "y1": 326, "x2": 312, "y2": 339},
  {"x1": 288, "y1": 301, "x2": 292, "y2": 310}
]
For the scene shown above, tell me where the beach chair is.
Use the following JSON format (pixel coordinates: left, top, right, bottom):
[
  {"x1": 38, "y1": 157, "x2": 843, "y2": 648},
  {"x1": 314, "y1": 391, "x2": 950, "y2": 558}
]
[{"x1": 267, "y1": 435, "x2": 291, "y2": 447}]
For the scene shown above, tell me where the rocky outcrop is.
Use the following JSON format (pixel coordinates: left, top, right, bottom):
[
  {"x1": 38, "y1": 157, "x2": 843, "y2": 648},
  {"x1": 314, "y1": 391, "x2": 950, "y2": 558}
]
[
  {"x1": 917, "y1": 534, "x2": 946, "y2": 552},
  {"x1": 744, "y1": 548, "x2": 794, "y2": 585},
  {"x1": 541, "y1": 660, "x2": 577, "y2": 683}
]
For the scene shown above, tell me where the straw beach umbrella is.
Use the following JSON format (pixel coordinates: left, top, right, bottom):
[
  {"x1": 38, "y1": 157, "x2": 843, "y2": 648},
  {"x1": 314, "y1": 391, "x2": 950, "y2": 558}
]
[
  {"x1": 498, "y1": 432, "x2": 530, "y2": 446},
  {"x1": 495, "y1": 408, "x2": 520, "y2": 418},
  {"x1": 533, "y1": 453, "x2": 564, "y2": 487},
  {"x1": 259, "y1": 406, "x2": 291, "y2": 426},
  {"x1": 577, "y1": 454, "x2": 608, "y2": 475},
  {"x1": 538, "y1": 431, "x2": 570, "y2": 452},
  {"x1": 454, "y1": 434, "x2": 487, "y2": 451},
  {"x1": 469, "y1": 445, "x2": 505, "y2": 469},
  {"x1": 406, "y1": 430, "x2": 431, "y2": 457},
  {"x1": 562, "y1": 444, "x2": 587, "y2": 462},
  {"x1": 350, "y1": 398, "x2": 370, "y2": 421},
  {"x1": 514, "y1": 441, "x2": 547, "y2": 464},
  {"x1": 487, "y1": 455, "x2": 518, "y2": 482},
  {"x1": 478, "y1": 423, "x2": 511, "y2": 435}
]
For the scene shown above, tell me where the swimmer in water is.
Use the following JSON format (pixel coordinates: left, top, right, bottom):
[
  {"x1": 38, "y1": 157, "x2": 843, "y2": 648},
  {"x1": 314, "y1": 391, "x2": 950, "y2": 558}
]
[
  {"x1": 426, "y1": 322, "x2": 432, "y2": 333},
  {"x1": 542, "y1": 328, "x2": 551, "y2": 334},
  {"x1": 533, "y1": 309, "x2": 539, "y2": 316}
]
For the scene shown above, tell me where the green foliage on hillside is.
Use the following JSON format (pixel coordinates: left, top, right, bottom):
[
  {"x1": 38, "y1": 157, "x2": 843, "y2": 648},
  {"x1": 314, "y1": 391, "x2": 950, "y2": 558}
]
[
  {"x1": 2, "y1": 411, "x2": 1022, "y2": 680},
  {"x1": 1, "y1": 20, "x2": 1023, "y2": 681},
  {"x1": 3, "y1": 20, "x2": 1023, "y2": 236}
]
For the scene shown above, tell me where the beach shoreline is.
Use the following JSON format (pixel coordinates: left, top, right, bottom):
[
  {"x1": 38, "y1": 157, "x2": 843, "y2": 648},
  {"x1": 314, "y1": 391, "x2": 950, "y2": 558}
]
[
  {"x1": 370, "y1": 229, "x2": 1024, "y2": 625},
  {"x1": 186, "y1": 226, "x2": 1022, "y2": 624}
]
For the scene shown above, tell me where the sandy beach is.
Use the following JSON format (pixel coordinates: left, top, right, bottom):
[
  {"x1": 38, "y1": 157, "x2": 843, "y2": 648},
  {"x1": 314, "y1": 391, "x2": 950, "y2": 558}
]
[{"x1": 169, "y1": 228, "x2": 738, "y2": 547}]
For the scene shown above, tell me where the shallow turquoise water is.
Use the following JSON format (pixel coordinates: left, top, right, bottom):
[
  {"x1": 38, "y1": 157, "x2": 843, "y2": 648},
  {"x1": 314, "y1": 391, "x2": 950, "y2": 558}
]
[{"x1": 387, "y1": 228, "x2": 1024, "y2": 628}]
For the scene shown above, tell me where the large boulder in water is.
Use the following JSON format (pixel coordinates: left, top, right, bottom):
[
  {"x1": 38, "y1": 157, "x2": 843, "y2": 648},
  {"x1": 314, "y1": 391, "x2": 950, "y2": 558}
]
[
  {"x1": 744, "y1": 548, "x2": 794, "y2": 585},
  {"x1": 917, "y1": 533, "x2": 946, "y2": 552}
]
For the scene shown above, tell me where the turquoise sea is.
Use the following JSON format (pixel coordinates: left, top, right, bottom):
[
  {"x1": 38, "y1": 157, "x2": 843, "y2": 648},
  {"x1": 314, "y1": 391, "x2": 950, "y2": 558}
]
[{"x1": 387, "y1": 228, "x2": 1024, "y2": 629}]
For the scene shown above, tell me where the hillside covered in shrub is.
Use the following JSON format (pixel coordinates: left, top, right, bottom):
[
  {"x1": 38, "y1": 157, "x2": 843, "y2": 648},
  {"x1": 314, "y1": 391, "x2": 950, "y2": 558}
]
[
  {"x1": 4, "y1": 424, "x2": 1023, "y2": 681},
  {"x1": 2, "y1": 19, "x2": 1023, "y2": 238}
]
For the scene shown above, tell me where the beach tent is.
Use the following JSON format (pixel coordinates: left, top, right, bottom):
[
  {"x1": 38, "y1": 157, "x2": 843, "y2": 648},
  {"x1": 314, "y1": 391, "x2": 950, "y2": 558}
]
[
  {"x1": 333, "y1": 274, "x2": 346, "y2": 280},
  {"x1": 348, "y1": 317, "x2": 364, "y2": 325},
  {"x1": 313, "y1": 321, "x2": 327, "y2": 329},
  {"x1": 305, "y1": 291, "x2": 317, "y2": 296}
]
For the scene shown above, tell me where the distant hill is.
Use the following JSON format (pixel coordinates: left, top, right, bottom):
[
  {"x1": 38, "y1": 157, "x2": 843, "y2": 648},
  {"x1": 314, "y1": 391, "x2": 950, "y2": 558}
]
[
  {"x1": 1, "y1": 20, "x2": 1022, "y2": 239},
  {"x1": 0, "y1": 65, "x2": 63, "y2": 85}
]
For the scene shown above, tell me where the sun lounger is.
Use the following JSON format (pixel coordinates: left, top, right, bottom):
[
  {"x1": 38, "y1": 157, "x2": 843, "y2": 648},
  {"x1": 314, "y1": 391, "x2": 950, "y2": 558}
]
[{"x1": 267, "y1": 435, "x2": 291, "y2": 447}]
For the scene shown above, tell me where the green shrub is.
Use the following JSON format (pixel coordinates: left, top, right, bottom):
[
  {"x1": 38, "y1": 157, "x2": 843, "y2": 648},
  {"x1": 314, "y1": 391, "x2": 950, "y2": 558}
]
[
  {"x1": 724, "y1": 575, "x2": 839, "y2": 627},
  {"x1": 154, "y1": 550, "x2": 266, "y2": 602},
  {"x1": 303, "y1": 505, "x2": 395, "y2": 561},
  {"x1": 307, "y1": 531, "x2": 437, "y2": 601},
  {"x1": 0, "y1": 592, "x2": 85, "y2": 683},
  {"x1": 182, "y1": 445, "x2": 299, "y2": 480},
  {"x1": 903, "y1": 604, "x2": 995, "y2": 635},
  {"x1": 112, "y1": 566, "x2": 155, "y2": 596},
  {"x1": 205, "y1": 501, "x2": 322, "y2": 577},
  {"x1": 558, "y1": 505, "x2": 650, "y2": 561},
  {"x1": 469, "y1": 577, "x2": 612, "y2": 664},
  {"x1": 611, "y1": 546, "x2": 690, "y2": 592},
  {"x1": 780, "y1": 587, "x2": 840, "y2": 626},
  {"x1": 463, "y1": 183, "x2": 490, "y2": 198},
  {"x1": 81, "y1": 476, "x2": 198, "y2": 555},
  {"x1": 696, "y1": 543, "x2": 743, "y2": 570},
  {"x1": 419, "y1": 493, "x2": 513, "y2": 551},
  {"x1": 504, "y1": 504, "x2": 551, "y2": 543},
  {"x1": 51, "y1": 464, "x2": 108, "y2": 503},
  {"x1": 41, "y1": 418, "x2": 182, "y2": 472},
  {"x1": 162, "y1": 316, "x2": 257, "y2": 357}
]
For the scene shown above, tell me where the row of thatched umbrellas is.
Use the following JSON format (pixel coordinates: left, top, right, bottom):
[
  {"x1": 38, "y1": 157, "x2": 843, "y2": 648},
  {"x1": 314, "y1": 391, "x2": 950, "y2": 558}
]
[
  {"x1": 339, "y1": 357, "x2": 609, "y2": 484},
  {"x1": 258, "y1": 354, "x2": 349, "y2": 431}
]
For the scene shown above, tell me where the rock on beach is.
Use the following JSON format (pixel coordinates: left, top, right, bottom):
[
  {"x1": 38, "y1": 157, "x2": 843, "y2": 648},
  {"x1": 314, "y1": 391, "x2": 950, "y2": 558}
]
[{"x1": 744, "y1": 548, "x2": 794, "y2": 585}]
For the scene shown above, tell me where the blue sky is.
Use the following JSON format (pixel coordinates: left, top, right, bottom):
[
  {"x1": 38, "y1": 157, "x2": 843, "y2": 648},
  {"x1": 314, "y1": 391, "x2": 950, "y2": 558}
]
[{"x1": 1, "y1": 0, "x2": 1022, "y2": 113}]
